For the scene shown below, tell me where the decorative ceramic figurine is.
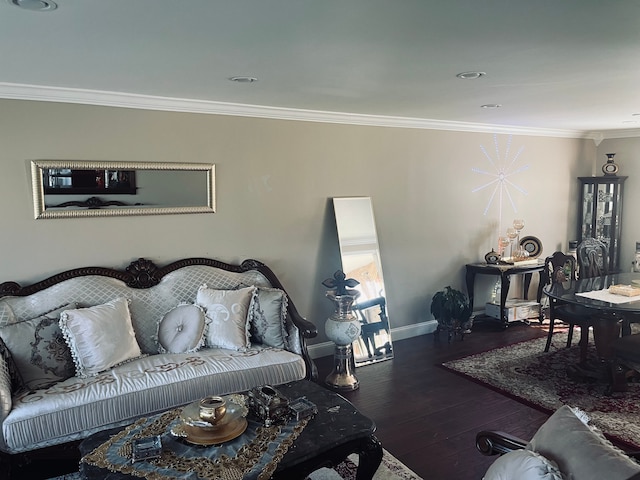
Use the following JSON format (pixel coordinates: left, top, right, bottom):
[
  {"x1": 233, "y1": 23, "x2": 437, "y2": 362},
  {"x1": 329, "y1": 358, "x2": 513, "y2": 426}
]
[{"x1": 602, "y1": 153, "x2": 619, "y2": 176}]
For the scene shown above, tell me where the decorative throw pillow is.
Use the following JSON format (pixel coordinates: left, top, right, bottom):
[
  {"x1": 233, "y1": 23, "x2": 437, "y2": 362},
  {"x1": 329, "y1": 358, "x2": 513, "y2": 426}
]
[
  {"x1": 59, "y1": 298, "x2": 142, "y2": 378},
  {"x1": 249, "y1": 287, "x2": 289, "y2": 349},
  {"x1": 527, "y1": 405, "x2": 640, "y2": 480},
  {"x1": 483, "y1": 449, "x2": 563, "y2": 480},
  {"x1": 155, "y1": 303, "x2": 207, "y2": 354},
  {"x1": 0, "y1": 303, "x2": 76, "y2": 391},
  {"x1": 0, "y1": 337, "x2": 25, "y2": 394},
  {"x1": 196, "y1": 284, "x2": 256, "y2": 351}
]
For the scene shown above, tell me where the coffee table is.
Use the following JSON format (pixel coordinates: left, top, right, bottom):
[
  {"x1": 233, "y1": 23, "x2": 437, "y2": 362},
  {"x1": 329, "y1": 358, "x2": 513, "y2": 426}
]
[{"x1": 78, "y1": 380, "x2": 382, "y2": 480}]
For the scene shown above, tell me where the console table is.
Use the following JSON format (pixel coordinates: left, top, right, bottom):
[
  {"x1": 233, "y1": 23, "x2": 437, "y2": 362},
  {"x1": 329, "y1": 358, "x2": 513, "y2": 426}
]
[{"x1": 465, "y1": 262, "x2": 545, "y2": 326}]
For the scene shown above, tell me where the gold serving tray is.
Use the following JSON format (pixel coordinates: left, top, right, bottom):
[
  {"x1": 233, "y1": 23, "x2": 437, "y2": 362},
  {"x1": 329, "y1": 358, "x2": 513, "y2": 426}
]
[{"x1": 170, "y1": 395, "x2": 248, "y2": 446}]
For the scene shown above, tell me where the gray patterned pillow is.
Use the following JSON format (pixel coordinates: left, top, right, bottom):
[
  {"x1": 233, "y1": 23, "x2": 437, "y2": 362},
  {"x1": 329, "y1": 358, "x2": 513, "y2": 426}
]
[
  {"x1": 249, "y1": 287, "x2": 289, "y2": 349},
  {"x1": 0, "y1": 303, "x2": 76, "y2": 391}
]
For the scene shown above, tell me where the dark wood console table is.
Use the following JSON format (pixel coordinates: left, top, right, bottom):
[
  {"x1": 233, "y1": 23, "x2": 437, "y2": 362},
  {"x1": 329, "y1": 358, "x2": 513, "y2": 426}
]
[{"x1": 465, "y1": 261, "x2": 545, "y2": 327}]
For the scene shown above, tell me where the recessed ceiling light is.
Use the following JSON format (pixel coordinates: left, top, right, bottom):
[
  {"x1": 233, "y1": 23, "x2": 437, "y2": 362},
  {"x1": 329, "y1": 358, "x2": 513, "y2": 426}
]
[
  {"x1": 456, "y1": 71, "x2": 486, "y2": 80},
  {"x1": 481, "y1": 104, "x2": 502, "y2": 109},
  {"x1": 7, "y1": 0, "x2": 57, "y2": 11},
  {"x1": 632, "y1": 113, "x2": 640, "y2": 116},
  {"x1": 229, "y1": 76, "x2": 258, "y2": 83}
]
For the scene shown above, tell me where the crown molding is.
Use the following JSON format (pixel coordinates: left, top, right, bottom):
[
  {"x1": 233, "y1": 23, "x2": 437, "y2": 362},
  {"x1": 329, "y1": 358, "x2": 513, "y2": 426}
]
[
  {"x1": 0, "y1": 82, "x2": 636, "y2": 142},
  {"x1": 589, "y1": 128, "x2": 640, "y2": 141}
]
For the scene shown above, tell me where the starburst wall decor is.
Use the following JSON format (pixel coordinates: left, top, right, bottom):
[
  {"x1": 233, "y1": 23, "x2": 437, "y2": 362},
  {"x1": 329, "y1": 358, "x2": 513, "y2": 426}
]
[{"x1": 472, "y1": 134, "x2": 529, "y2": 237}]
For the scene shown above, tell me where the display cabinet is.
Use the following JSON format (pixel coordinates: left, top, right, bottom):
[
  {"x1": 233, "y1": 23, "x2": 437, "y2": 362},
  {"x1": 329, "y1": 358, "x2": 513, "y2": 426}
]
[{"x1": 577, "y1": 176, "x2": 626, "y2": 272}]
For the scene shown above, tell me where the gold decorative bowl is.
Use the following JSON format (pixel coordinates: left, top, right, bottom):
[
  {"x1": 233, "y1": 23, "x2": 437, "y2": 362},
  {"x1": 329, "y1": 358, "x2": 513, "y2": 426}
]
[
  {"x1": 170, "y1": 394, "x2": 248, "y2": 446},
  {"x1": 198, "y1": 395, "x2": 227, "y2": 425}
]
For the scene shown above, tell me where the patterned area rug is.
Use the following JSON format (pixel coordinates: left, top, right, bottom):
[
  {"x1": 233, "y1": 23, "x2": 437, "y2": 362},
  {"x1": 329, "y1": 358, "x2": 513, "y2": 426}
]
[
  {"x1": 48, "y1": 448, "x2": 422, "y2": 480},
  {"x1": 307, "y1": 448, "x2": 422, "y2": 480},
  {"x1": 442, "y1": 330, "x2": 640, "y2": 449}
]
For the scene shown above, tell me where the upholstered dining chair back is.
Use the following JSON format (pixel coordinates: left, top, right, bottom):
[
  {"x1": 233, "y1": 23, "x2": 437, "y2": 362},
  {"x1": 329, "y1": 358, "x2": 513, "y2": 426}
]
[
  {"x1": 540, "y1": 251, "x2": 593, "y2": 358},
  {"x1": 538, "y1": 251, "x2": 577, "y2": 304},
  {"x1": 576, "y1": 238, "x2": 609, "y2": 279}
]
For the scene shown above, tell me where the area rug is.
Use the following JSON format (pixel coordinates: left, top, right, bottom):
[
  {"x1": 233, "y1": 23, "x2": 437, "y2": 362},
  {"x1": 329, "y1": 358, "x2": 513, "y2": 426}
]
[
  {"x1": 441, "y1": 331, "x2": 640, "y2": 449},
  {"x1": 48, "y1": 448, "x2": 422, "y2": 480},
  {"x1": 308, "y1": 448, "x2": 422, "y2": 480}
]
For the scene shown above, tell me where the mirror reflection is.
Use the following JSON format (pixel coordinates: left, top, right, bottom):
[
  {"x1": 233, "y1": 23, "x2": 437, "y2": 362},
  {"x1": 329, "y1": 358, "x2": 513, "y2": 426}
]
[
  {"x1": 43, "y1": 168, "x2": 137, "y2": 195},
  {"x1": 333, "y1": 197, "x2": 393, "y2": 366},
  {"x1": 31, "y1": 161, "x2": 215, "y2": 219}
]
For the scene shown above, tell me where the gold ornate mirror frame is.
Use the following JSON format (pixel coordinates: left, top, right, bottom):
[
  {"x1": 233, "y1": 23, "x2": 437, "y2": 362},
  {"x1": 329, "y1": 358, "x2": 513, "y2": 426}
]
[{"x1": 31, "y1": 160, "x2": 216, "y2": 219}]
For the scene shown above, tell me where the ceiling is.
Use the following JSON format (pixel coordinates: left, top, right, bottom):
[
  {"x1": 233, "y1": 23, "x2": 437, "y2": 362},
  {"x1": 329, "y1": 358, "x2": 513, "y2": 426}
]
[{"x1": 1, "y1": 0, "x2": 640, "y2": 140}]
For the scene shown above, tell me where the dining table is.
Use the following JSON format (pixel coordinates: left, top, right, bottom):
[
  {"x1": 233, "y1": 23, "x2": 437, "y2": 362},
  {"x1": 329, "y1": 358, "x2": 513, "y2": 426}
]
[{"x1": 544, "y1": 272, "x2": 640, "y2": 379}]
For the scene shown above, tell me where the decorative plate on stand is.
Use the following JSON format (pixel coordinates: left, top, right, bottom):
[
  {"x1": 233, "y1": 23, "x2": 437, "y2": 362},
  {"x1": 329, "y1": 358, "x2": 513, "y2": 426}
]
[
  {"x1": 519, "y1": 236, "x2": 542, "y2": 258},
  {"x1": 484, "y1": 249, "x2": 501, "y2": 264}
]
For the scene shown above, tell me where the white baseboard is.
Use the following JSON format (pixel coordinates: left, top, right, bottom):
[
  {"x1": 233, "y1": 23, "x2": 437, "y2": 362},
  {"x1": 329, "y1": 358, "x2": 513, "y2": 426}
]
[{"x1": 308, "y1": 320, "x2": 438, "y2": 359}]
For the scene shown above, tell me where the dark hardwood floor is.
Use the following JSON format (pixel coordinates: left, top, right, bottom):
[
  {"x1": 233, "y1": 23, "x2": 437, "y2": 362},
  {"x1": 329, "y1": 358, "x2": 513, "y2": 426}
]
[{"x1": 313, "y1": 320, "x2": 552, "y2": 480}]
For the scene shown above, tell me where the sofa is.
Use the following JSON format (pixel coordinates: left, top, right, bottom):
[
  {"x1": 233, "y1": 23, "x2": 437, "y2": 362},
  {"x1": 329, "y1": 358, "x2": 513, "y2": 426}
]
[
  {"x1": 0, "y1": 257, "x2": 317, "y2": 459},
  {"x1": 476, "y1": 405, "x2": 640, "y2": 480}
]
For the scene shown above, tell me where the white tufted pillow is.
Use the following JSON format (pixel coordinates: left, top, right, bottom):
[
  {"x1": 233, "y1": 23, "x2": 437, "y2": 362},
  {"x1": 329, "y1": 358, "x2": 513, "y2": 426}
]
[
  {"x1": 59, "y1": 298, "x2": 142, "y2": 378},
  {"x1": 196, "y1": 284, "x2": 256, "y2": 351},
  {"x1": 155, "y1": 304, "x2": 207, "y2": 354}
]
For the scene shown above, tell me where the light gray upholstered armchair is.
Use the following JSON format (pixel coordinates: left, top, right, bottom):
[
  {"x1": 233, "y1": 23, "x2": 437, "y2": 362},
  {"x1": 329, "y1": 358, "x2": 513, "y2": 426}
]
[{"x1": 477, "y1": 405, "x2": 640, "y2": 480}]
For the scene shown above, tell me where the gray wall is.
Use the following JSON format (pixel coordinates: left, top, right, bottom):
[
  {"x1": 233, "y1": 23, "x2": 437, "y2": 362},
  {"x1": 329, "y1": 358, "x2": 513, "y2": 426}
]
[{"x1": 0, "y1": 99, "x2": 595, "y2": 344}]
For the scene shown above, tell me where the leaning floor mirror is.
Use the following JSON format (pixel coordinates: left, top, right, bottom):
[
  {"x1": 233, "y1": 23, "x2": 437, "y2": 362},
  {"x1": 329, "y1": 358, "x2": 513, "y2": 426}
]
[{"x1": 333, "y1": 197, "x2": 393, "y2": 366}]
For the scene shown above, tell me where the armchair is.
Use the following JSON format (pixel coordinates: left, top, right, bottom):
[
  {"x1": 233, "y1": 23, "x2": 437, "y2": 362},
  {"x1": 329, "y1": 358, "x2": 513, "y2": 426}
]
[{"x1": 477, "y1": 405, "x2": 640, "y2": 480}]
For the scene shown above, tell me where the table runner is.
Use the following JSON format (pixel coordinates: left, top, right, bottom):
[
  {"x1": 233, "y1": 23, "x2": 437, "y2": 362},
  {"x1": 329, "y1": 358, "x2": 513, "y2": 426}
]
[{"x1": 81, "y1": 407, "x2": 309, "y2": 480}]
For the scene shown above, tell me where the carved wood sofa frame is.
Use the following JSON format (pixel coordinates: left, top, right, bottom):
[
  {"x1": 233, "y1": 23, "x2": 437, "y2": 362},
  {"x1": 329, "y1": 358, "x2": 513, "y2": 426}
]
[{"x1": 0, "y1": 257, "x2": 318, "y2": 381}]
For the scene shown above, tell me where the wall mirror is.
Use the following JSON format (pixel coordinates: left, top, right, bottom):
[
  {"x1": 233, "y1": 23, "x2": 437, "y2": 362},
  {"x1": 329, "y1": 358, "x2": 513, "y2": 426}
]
[
  {"x1": 31, "y1": 160, "x2": 215, "y2": 219},
  {"x1": 333, "y1": 196, "x2": 393, "y2": 366}
]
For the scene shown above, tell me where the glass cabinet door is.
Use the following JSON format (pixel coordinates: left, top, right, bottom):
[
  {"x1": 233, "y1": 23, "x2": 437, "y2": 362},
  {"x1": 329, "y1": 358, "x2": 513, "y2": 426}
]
[{"x1": 578, "y1": 176, "x2": 626, "y2": 272}]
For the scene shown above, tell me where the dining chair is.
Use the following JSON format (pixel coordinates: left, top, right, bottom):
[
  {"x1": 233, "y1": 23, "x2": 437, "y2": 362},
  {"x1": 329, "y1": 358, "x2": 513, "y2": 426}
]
[
  {"x1": 576, "y1": 237, "x2": 609, "y2": 279},
  {"x1": 353, "y1": 296, "x2": 392, "y2": 357},
  {"x1": 576, "y1": 237, "x2": 638, "y2": 337},
  {"x1": 539, "y1": 251, "x2": 594, "y2": 364}
]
